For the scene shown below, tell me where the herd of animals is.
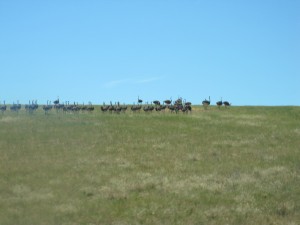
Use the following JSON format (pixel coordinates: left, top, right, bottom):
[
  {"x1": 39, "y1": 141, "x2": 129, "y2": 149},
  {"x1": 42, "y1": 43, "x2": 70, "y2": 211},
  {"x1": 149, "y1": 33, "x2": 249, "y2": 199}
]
[{"x1": 0, "y1": 97, "x2": 231, "y2": 115}]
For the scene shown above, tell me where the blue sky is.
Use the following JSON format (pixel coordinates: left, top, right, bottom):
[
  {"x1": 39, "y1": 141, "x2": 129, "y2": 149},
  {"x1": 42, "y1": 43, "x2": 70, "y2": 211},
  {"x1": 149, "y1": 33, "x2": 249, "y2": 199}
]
[{"x1": 0, "y1": 0, "x2": 299, "y2": 106}]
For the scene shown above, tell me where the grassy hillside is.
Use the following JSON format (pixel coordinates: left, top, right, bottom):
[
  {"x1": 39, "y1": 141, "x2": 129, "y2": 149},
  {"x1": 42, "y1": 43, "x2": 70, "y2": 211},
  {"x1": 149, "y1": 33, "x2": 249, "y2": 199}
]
[{"x1": 0, "y1": 106, "x2": 299, "y2": 225}]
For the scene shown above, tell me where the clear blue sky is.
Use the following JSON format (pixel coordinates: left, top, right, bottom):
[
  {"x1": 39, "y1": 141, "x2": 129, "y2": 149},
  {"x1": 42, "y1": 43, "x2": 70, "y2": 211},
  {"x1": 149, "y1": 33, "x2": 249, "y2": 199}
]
[{"x1": 0, "y1": 0, "x2": 299, "y2": 106}]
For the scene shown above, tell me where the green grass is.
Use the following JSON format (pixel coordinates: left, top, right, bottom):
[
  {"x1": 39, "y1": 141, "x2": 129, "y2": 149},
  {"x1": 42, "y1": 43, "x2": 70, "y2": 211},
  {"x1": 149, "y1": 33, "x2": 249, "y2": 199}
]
[{"x1": 0, "y1": 106, "x2": 299, "y2": 225}]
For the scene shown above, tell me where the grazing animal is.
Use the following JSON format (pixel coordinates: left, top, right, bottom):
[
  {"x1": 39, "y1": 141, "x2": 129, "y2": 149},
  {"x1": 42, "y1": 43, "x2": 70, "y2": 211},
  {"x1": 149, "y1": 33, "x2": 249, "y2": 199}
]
[
  {"x1": 0, "y1": 101, "x2": 7, "y2": 114},
  {"x1": 10, "y1": 102, "x2": 21, "y2": 113},
  {"x1": 216, "y1": 98, "x2": 223, "y2": 109},
  {"x1": 155, "y1": 103, "x2": 166, "y2": 112},
  {"x1": 168, "y1": 104, "x2": 176, "y2": 113},
  {"x1": 138, "y1": 96, "x2": 143, "y2": 104},
  {"x1": 115, "y1": 102, "x2": 122, "y2": 113},
  {"x1": 143, "y1": 102, "x2": 154, "y2": 113},
  {"x1": 108, "y1": 101, "x2": 115, "y2": 113},
  {"x1": 100, "y1": 102, "x2": 109, "y2": 112},
  {"x1": 54, "y1": 98, "x2": 59, "y2": 105},
  {"x1": 25, "y1": 100, "x2": 38, "y2": 113},
  {"x1": 224, "y1": 101, "x2": 231, "y2": 108},
  {"x1": 202, "y1": 96, "x2": 210, "y2": 109},
  {"x1": 186, "y1": 105, "x2": 192, "y2": 112},
  {"x1": 80, "y1": 103, "x2": 88, "y2": 112},
  {"x1": 153, "y1": 100, "x2": 160, "y2": 105},
  {"x1": 183, "y1": 101, "x2": 192, "y2": 113},
  {"x1": 175, "y1": 98, "x2": 182, "y2": 105},
  {"x1": 164, "y1": 98, "x2": 172, "y2": 105},
  {"x1": 185, "y1": 101, "x2": 192, "y2": 106},
  {"x1": 42, "y1": 101, "x2": 52, "y2": 114},
  {"x1": 131, "y1": 104, "x2": 141, "y2": 112},
  {"x1": 87, "y1": 102, "x2": 94, "y2": 112},
  {"x1": 121, "y1": 104, "x2": 128, "y2": 113}
]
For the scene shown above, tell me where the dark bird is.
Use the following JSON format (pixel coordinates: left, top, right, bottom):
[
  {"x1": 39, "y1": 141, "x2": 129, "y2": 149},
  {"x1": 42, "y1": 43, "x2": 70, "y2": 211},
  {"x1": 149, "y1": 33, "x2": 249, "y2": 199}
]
[
  {"x1": 202, "y1": 96, "x2": 210, "y2": 109},
  {"x1": 100, "y1": 102, "x2": 109, "y2": 112},
  {"x1": 131, "y1": 104, "x2": 141, "y2": 112},
  {"x1": 168, "y1": 104, "x2": 176, "y2": 113},
  {"x1": 87, "y1": 102, "x2": 94, "y2": 112},
  {"x1": 224, "y1": 101, "x2": 231, "y2": 108},
  {"x1": 121, "y1": 103, "x2": 128, "y2": 113},
  {"x1": 10, "y1": 101, "x2": 21, "y2": 112},
  {"x1": 108, "y1": 101, "x2": 115, "y2": 113},
  {"x1": 138, "y1": 96, "x2": 143, "y2": 104},
  {"x1": 164, "y1": 98, "x2": 172, "y2": 105},
  {"x1": 0, "y1": 101, "x2": 7, "y2": 114},
  {"x1": 185, "y1": 101, "x2": 192, "y2": 106},
  {"x1": 42, "y1": 101, "x2": 53, "y2": 114},
  {"x1": 216, "y1": 98, "x2": 223, "y2": 109},
  {"x1": 153, "y1": 100, "x2": 160, "y2": 105},
  {"x1": 54, "y1": 98, "x2": 59, "y2": 105}
]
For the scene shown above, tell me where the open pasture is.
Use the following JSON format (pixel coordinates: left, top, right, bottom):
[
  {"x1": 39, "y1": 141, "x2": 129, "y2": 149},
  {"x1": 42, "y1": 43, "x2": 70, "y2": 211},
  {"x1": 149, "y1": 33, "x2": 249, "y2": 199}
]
[{"x1": 0, "y1": 106, "x2": 299, "y2": 225}]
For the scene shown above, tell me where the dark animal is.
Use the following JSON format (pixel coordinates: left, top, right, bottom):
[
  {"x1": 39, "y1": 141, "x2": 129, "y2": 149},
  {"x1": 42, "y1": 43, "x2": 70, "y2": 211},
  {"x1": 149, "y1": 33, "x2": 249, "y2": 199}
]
[
  {"x1": 131, "y1": 104, "x2": 141, "y2": 112},
  {"x1": 216, "y1": 98, "x2": 223, "y2": 109},
  {"x1": 10, "y1": 102, "x2": 21, "y2": 112},
  {"x1": 0, "y1": 101, "x2": 7, "y2": 114},
  {"x1": 168, "y1": 104, "x2": 176, "y2": 113},
  {"x1": 153, "y1": 100, "x2": 160, "y2": 105},
  {"x1": 42, "y1": 101, "x2": 52, "y2": 114},
  {"x1": 87, "y1": 102, "x2": 94, "y2": 112},
  {"x1": 121, "y1": 104, "x2": 128, "y2": 113},
  {"x1": 54, "y1": 98, "x2": 59, "y2": 105},
  {"x1": 100, "y1": 102, "x2": 109, "y2": 112},
  {"x1": 164, "y1": 98, "x2": 172, "y2": 105},
  {"x1": 108, "y1": 101, "x2": 115, "y2": 113},
  {"x1": 202, "y1": 96, "x2": 210, "y2": 109},
  {"x1": 224, "y1": 101, "x2": 231, "y2": 108},
  {"x1": 138, "y1": 96, "x2": 143, "y2": 104}
]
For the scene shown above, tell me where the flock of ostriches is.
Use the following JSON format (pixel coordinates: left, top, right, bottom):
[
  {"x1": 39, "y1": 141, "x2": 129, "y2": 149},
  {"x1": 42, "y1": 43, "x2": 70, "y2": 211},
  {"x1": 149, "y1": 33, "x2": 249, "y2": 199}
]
[{"x1": 0, "y1": 97, "x2": 231, "y2": 115}]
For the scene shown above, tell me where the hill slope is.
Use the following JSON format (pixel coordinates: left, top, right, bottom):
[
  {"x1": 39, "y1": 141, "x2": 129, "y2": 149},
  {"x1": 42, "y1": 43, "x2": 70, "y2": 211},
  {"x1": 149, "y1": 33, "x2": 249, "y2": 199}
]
[{"x1": 0, "y1": 106, "x2": 299, "y2": 224}]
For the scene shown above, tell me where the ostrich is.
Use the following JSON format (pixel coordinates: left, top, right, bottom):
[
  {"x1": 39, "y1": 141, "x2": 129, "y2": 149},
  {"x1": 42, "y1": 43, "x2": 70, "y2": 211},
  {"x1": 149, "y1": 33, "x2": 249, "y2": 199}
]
[
  {"x1": 153, "y1": 100, "x2": 160, "y2": 105},
  {"x1": 186, "y1": 105, "x2": 192, "y2": 113},
  {"x1": 183, "y1": 100, "x2": 192, "y2": 113},
  {"x1": 131, "y1": 104, "x2": 141, "y2": 112},
  {"x1": 81, "y1": 102, "x2": 88, "y2": 112},
  {"x1": 100, "y1": 102, "x2": 109, "y2": 112},
  {"x1": 182, "y1": 106, "x2": 188, "y2": 114},
  {"x1": 25, "y1": 100, "x2": 31, "y2": 113},
  {"x1": 185, "y1": 100, "x2": 192, "y2": 106},
  {"x1": 202, "y1": 96, "x2": 210, "y2": 109},
  {"x1": 10, "y1": 102, "x2": 21, "y2": 113},
  {"x1": 53, "y1": 97, "x2": 59, "y2": 105},
  {"x1": 0, "y1": 101, "x2": 7, "y2": 114},
  {"x1": 138, "y1": 96, "x2": 143, "y2": 104},
  {"x1": 168, "y1": 104, "x2": 176, "y2": 113},
  {"x1": 115, "y1": 102, "x2": 122, "y2": 113},
  {"x1": 175, "y1": 97, "x2": 182, "y2": 106},
  {"x1": 108, "y1": 101, "x2": 115, "y2": 113},
  {"x1": 216, "y1": 98, "x2": 223, "y2": 109},
  {"x1": 148, "y1": 102, "x2": 154, "y2": 112},
  {"x1": 121, "y1": 103, "x2": 128, "y2": 113},
  {"x1": 87, "y1": 102, "x2": 94, "y2": 112},
  {"x1": 33, "y1": 100, "x2": 38, "y2": 111},
  {"x1": 224, "y1": 101, "x2": 231, "y2": 108},
  {"x1": 155, "y1": 103, "x2": 167, "y2": 112},
  {"x1": 42, "y1": 101, "x2": 53, "y2": 115},
  {"x1": 164, "y1": 98, "x2": 172, "y2": 105},
  {"x1": 155, "y1": 105, "x2": 162, "y2": 112},
  {"x1": 143, "y1": 104, "x2": 150, "y2": 112},
  {"x1": 25, "y1": 100, "x2": 38, "y2": 114},
  {"x1": 160, "y1": 104, "x2": 167, "y2": 112}
]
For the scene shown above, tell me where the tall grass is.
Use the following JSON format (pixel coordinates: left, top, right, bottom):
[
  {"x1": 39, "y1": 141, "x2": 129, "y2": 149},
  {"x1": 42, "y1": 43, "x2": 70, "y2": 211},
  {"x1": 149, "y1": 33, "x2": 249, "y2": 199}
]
[{"x1": 0, "y1": 106, "x2": 299, "y2": 224}]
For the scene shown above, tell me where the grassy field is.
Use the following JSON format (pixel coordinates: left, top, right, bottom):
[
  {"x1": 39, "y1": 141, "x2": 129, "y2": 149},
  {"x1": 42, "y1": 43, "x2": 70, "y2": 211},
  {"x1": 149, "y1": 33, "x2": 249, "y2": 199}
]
[{"x1": 0, "y1": 106, "x2": 299, "y2": 225}]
